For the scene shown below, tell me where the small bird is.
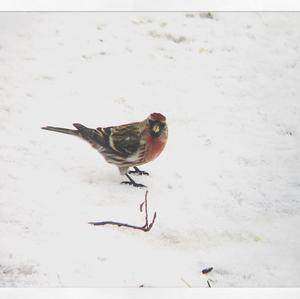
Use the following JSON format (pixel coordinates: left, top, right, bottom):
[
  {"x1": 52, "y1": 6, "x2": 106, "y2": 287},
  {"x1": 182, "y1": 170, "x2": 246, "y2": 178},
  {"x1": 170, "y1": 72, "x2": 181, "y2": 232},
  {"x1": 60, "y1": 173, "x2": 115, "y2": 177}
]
[{"x1": 41, "y1": 113, "x2": 168, "y2": 187}]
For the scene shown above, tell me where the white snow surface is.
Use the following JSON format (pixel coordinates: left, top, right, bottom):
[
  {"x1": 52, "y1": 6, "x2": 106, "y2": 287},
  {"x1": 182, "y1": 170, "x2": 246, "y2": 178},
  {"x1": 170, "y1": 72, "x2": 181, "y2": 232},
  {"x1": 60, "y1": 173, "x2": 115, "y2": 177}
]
[{"x1": 0, "y1": 12, "x2": 299, "y2": 287}]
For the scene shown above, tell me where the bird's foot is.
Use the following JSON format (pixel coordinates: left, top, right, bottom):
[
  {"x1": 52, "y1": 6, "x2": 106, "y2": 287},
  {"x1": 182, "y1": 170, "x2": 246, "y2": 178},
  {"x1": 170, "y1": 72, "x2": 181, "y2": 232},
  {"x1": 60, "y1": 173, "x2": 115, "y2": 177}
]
[
  {"x1": 121, "y1": 181, "x2": 146, "y2": 188},
  {"x1": 128, "y1": 166, "x2": 149, "y2": 176},
  {"x1": 121, "y1": 173, "x2": 147, "y2": 188}
]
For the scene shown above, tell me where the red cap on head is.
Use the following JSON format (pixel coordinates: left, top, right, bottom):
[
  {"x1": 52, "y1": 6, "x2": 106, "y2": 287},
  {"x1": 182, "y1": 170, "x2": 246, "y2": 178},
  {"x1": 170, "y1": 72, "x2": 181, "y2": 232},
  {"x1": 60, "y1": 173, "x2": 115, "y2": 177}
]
[{"x1": 149, "y1": 113, "x2": 166, "y2": 122}]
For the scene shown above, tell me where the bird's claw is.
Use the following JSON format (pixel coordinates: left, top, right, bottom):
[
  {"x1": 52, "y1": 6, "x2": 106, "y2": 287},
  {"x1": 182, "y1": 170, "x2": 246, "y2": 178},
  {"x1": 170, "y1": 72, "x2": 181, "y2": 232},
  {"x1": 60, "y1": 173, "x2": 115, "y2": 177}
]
[
  {"x1": 128, "y1": 169, "x2": 149, "y2": 176},
  {"x1": 121, "y1": 181, "x2": 146, "y2": 188}
]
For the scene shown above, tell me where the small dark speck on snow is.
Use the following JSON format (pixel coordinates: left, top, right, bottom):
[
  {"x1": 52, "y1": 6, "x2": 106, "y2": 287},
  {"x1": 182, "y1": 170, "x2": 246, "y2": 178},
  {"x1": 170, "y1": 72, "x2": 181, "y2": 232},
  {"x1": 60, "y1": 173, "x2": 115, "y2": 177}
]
[{"x1": 202, "y1": 267, "x2": 213, "y2": 274}]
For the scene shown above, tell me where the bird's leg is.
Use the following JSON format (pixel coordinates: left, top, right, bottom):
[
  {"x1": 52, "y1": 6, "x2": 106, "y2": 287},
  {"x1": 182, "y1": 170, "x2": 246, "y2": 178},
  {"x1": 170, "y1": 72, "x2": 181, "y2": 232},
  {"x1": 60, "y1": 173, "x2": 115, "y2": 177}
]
[
  {"x1": 128, "y1": 166, "x2": 149, "y2": 176},
  {"x1": 121, "y1": 173, "x2": 146, "y2": 188}
]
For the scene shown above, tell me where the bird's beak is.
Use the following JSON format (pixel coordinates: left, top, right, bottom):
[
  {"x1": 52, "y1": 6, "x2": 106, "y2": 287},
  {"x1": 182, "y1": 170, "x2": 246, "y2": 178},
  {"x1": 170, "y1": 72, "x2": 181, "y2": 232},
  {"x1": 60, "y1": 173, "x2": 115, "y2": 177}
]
[{"x1": 152, "y1": 124, "x2": 160, "y2": 133}]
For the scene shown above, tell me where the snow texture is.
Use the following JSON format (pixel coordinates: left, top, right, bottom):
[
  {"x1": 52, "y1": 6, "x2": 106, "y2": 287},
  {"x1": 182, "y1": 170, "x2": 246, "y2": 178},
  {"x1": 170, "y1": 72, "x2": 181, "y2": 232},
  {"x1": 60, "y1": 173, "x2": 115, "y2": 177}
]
[{"x1": 0, "y1": 12, "x2": 299, "y2": 287}]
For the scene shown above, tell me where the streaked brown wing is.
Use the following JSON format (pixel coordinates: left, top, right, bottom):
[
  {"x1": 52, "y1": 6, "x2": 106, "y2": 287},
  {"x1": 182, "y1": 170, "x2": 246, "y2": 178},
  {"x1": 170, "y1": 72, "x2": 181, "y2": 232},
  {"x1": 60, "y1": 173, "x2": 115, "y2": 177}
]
[{"x1": 96, "y1": 122, "x2": 144, "y2": 157}]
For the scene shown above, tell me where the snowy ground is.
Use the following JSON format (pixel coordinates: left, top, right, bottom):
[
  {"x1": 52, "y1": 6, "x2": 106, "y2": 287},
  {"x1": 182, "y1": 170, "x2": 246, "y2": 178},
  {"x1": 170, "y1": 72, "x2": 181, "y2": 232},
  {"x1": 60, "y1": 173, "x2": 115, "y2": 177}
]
[{"x1": 0, "y1": 12, "x2": 299, "y2": 287}]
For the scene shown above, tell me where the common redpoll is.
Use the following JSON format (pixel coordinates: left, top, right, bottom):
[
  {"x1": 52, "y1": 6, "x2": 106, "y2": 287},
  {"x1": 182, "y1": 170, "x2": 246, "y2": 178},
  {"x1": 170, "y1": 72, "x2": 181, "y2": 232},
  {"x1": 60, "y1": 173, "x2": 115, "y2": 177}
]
[{"x1": 42, "y1": 113, "x2": 168, "y2": 187}]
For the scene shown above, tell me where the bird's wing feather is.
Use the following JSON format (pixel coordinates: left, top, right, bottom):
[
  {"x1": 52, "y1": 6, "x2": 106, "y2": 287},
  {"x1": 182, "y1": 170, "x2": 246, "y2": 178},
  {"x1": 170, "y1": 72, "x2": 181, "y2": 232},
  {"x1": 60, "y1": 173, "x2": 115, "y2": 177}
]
[{"x1": 96, "y1": 122, "x2": 144, "y2": 157}]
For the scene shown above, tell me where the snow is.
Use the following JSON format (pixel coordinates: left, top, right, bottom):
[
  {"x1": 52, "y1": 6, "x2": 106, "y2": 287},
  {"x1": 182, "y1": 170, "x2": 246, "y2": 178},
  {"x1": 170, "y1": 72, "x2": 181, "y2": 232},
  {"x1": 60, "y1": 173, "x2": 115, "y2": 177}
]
[{"x1": 0, "y1": 12, "x2": 300, "y2": 287}]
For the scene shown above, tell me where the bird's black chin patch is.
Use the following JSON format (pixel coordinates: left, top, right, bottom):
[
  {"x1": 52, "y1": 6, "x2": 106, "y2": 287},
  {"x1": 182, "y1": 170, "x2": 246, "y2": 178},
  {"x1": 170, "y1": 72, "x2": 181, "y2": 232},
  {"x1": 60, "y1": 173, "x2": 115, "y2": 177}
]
[{"x1": 150, "y1": 131, "x2": 161, "y2": 138}]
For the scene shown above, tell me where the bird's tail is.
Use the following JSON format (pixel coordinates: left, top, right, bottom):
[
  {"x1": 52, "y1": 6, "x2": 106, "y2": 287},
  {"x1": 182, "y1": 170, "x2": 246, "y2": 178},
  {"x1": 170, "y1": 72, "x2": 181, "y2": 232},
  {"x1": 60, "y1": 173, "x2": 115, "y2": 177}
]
[
  {"x1": 72, "y1": 123, "x2": 102, "y2": 144},
  {"x1": 41, "y1": 125, "x2": 79, "y2": 136},
  {"x1": 42, "y1": 123, "x2": 103, "y2": 149},
  {"x1": 72, "y1": 123, "x2": 92, "y2": 135},
  {"x1": 42, "y1": 123, "x2": 97, "y2": 139}
]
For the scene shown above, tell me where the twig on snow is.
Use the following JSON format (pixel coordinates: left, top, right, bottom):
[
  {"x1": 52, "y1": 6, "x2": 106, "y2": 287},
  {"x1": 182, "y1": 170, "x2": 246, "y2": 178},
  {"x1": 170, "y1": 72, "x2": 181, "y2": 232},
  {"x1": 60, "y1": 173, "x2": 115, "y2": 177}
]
[
  {"x1": 88, "y1": 190, "x2": 157, "y2": 232},
  {"x1": 207, "y1": 279, "x2": 214, "y2": 288},
  {"x1": 202, "y1": 267, "x2": 213, "y2": 274}
]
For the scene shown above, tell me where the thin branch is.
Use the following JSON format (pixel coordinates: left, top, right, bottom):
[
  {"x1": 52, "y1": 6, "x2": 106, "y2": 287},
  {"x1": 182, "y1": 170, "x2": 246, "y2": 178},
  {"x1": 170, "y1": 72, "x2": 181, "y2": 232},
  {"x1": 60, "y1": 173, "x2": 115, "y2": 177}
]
[
  {"x1": 144, "y1": 190, "x2": 149, "y2": 226},
  {"x1": 207, "y1": 279, "x2": 214, "y2": 288},
  {"x1": 202, "y1": 267, "x2": 213, "y2": 274},
  {"x1": 139, "y1": 201, "x2": 144, "y2": 212},
  {"x1": 89, "y1": 190, "x2": 157, "y2": 232}
]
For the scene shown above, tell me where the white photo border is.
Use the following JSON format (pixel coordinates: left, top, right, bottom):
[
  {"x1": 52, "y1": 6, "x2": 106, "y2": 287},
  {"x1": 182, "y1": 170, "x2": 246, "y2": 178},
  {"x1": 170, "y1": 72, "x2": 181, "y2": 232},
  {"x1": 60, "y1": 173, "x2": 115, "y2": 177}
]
[
  {"x1": 0, "y1": 0, "x2": 300, "y2": 11},
  {"x1": 0, "y1": 1, "x2": 299, "y2": 298},
  {"x1": 0, "y1": 288, "x2": 300, "y2": 299}
]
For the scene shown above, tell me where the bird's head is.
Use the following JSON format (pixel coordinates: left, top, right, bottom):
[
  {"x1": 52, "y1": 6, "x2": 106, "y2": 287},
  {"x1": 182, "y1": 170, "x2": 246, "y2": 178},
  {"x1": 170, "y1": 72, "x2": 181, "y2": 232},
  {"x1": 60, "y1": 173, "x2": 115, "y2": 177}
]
[{"x1": 146, "y1": 113, "x2": 167, "y2": 138}]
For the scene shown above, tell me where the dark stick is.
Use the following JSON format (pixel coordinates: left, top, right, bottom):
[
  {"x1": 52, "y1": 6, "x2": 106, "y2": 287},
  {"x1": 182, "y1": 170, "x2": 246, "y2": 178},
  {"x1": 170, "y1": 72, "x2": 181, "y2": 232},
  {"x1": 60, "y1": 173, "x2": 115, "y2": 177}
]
[
  {"x1": 202, "y1": 267, "x2": 213, "y2": 274},
  {"x1": 89, "y1": 191, "x2": 157, "y2": 232},
  {"x1": 89, "y1": 220, "x2": 149, "y2": 231},
  {"x1": 139, "y1": 201, "x2": 145, "y2": 212},
  {"x1": 207, "y1": 279, "x2": 214, "y2": 288},
  {"x1": 144, "y1": 191, "x2": 149, "y2": 226}
]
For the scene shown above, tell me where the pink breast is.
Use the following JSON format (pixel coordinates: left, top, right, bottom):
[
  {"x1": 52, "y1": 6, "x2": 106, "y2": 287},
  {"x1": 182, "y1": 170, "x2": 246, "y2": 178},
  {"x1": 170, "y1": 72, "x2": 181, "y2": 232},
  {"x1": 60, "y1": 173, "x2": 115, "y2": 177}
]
[{"x1": 144, "y1": 137, "x2": 166, "y2": 162}]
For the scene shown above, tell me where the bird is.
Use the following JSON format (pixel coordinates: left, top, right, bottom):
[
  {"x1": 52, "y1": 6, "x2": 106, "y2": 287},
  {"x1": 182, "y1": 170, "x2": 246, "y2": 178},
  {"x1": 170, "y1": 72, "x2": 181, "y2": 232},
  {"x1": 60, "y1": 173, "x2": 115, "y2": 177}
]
[{"x1": 41, "y1": 113, "x2": 168, "y2": 188}]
